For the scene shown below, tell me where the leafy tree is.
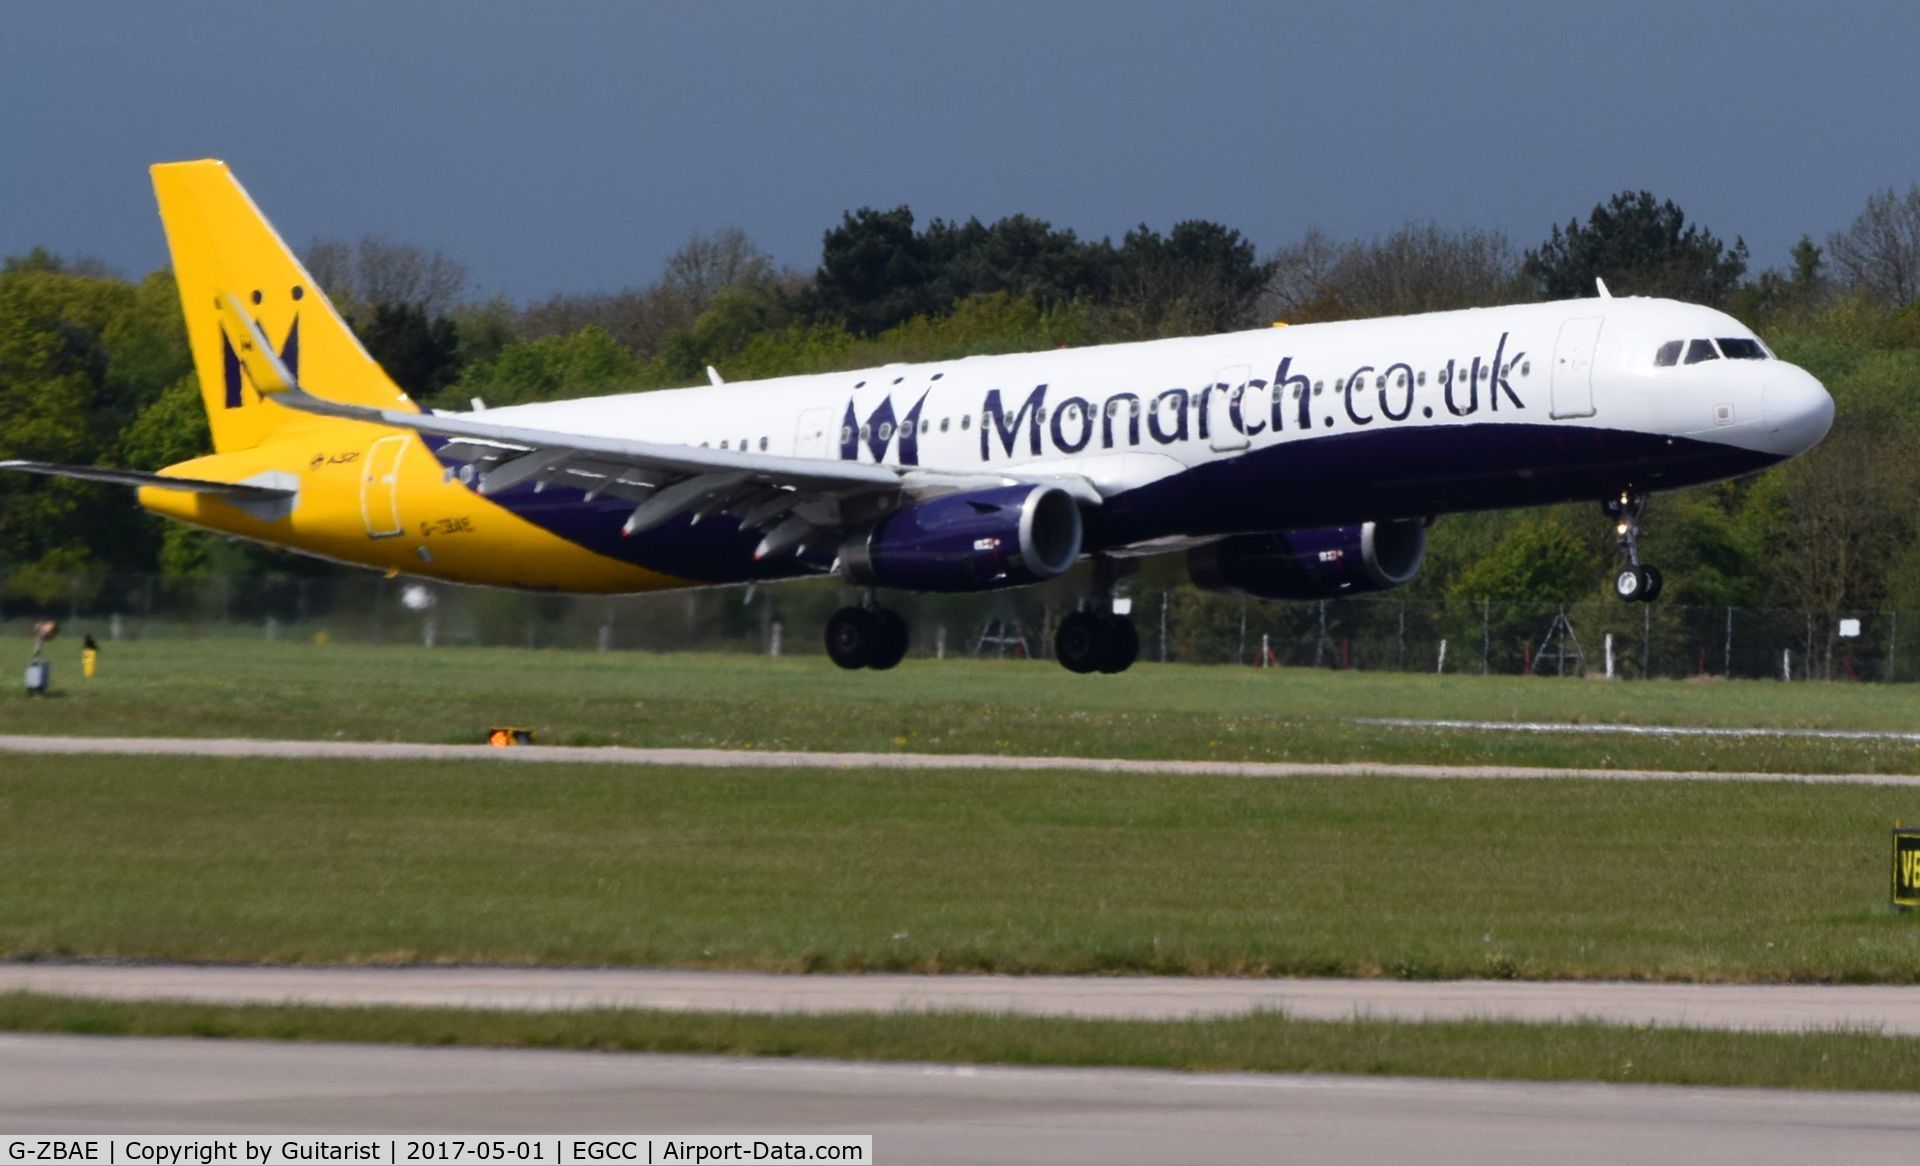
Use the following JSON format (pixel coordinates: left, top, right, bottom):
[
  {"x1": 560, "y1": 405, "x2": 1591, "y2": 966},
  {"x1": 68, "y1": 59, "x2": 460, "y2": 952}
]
[
  {"x1": 1734, "y1": 235, "x2": 1829, "y2": 327},
  {"x1": 1523, "y1": 191, "x2": 1748, "y2": 306},
  {"x1": 1104, "y1": 219, "x2": 1274, "y2": 337},
  {"x1": 456, "y1": 326, "x2": 637, "y2": 406},
  {"x1": 654, "y1": 285, "x2": 788, "y2": 381},
  {"x1": 924, "y1": 214, "x2": 1113, "y2": 309},
  {"x1": 356, "y1": 300, "x2": 463, "y2": 400},
  {"x1": 810, "y1": 206, "x2": 942, "y2": 336},
  {"x1": 1445, "y1": 518, "x2": 1598, "y2": 604}
]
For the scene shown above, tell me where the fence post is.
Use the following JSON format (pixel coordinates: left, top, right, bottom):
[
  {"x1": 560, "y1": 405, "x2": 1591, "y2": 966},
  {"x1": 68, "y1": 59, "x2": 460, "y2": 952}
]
[
  {"x1": 1315, "y1": 601, "x2": 1329, "y2": 668},
  {"x1": 1783, "y1": 648, "x2": 1791, "y2": 682},
  {"x1": 1437, "y1": 638, "x2": 1447, "y2": 673},
  {"x1": 1605, "y1": 632, "x2": 1614, "y2": 679},
  {"x1": 1237, "y1": 600, "x2": 1247, "y2": 666}
]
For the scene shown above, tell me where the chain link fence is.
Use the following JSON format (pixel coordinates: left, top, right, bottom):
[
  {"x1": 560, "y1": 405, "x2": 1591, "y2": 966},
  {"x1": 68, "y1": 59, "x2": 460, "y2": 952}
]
[{"x1": 0, "y1": 571, "x2": 1906, "y2": 681}]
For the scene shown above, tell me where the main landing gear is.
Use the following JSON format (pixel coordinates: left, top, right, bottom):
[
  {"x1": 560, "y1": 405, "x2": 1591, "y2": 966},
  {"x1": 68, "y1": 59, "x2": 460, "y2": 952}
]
[
  {"x1": 1055, "y1": 556, "x2": 1140, "y2": 674},
  {"x1": 1606, "y1": 490, "x2": 1664, "y2": 603},
  {"x1": 825, "y1": 593, "x2": 909, "y2": 670}
]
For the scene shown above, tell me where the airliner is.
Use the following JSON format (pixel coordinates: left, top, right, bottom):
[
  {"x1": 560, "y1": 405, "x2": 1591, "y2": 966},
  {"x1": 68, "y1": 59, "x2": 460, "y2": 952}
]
[{"x1": 1, "y1": 161, "x2": 1834, "y2": 673}]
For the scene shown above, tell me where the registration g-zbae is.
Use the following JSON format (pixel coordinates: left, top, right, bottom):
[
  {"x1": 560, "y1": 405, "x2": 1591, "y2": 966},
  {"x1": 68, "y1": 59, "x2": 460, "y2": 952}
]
[{"x1": 3, "y1": 162, "x2": 1835, "y2": 672}]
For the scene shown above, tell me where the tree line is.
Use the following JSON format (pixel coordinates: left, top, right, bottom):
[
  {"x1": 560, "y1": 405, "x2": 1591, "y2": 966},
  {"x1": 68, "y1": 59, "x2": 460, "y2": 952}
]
[{"x1": 6, "y1": 185, "x2": 1920, "y2": 620}]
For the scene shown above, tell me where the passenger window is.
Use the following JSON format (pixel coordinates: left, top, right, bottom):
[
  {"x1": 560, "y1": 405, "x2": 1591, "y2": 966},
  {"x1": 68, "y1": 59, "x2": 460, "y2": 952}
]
[
  {"x1": 1717, "y1": 337, "x2": 1766, "y2": 360},
  {"x1": 1654, "y1": 341, "x2": 1683, "y2": 367},
  {"x1": 759, "y1": 437, "x2": 769, "y2": 451},
  {"x1": 840, "y1": 426, "x2": 852, "y2": 443},
  {"x1": 940, "y1": 417, "x2": 949, "y2": 432},
  {"x1": 961, "y1": 415, "x2": 970, "y2": 430},
  {"x1": 1418, "y1": 371, "x2": 1426, "y2": 386},
  {"x1": 1684, "y1": 338, "x2": 1719, "y2": 364}
]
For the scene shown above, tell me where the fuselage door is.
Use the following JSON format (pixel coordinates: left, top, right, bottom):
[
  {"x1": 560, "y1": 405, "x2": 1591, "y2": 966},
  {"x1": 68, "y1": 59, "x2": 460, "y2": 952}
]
[
  {"x1": 1551, "y1": 317, "x2": 1603, "y2": 419},
  {"x1": 795, "y1": 407, "x2": 832, "y2": 459},
  {"x1": 360, "y1": 434, "x2": 409, "y2": 538},
  {"x1": 1209, "y1": 365, "x2": 1252, "y2": 452}
]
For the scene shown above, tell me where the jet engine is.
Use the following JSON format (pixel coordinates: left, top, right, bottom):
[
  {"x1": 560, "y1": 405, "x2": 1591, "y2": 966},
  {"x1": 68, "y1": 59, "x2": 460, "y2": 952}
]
[
  {"x1": 841, "y1": 483, "x2": 1083, "y2": 592},
  {"x1": 1187, "y1": 520, "x2": 1426, "y2": 601}
]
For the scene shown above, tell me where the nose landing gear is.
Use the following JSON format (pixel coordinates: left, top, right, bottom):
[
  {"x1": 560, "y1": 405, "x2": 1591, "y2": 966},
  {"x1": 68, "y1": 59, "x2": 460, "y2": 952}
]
[
  {"x1": 1056, "y1": 556, "x2": 1140, "y2": 674},
  {"x1": 1606, "y1": 491, "x2": 1663, "y2": 603}
]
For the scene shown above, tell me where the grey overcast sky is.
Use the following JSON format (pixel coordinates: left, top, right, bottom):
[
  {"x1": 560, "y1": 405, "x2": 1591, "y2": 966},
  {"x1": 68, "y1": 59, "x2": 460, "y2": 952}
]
[{"x1": 3, "y1": 1, "x2": 1916, "y2": 302}]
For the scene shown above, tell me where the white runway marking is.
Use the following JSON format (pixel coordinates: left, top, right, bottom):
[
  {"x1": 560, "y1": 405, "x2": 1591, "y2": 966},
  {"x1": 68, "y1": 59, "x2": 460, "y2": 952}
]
[
  {"x1": 6, "y1": 964, "x2": 1920, "y2": 1035},
  {"x1": 1356, "y1": 716, "x2": 1920, "y2": 742},
  {"x1": 2, "y1": 734, "x2": 1918, "y2": 785}
]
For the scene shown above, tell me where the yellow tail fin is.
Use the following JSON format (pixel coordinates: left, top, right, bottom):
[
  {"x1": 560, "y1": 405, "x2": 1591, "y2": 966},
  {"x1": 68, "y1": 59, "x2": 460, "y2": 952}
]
[{"x1": 150, "y1": 160, "x2": 418, "y2": 453}]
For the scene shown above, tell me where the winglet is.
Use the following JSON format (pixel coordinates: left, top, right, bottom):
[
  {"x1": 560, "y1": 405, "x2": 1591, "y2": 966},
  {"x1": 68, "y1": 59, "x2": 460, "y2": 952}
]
[
  {"x1": 1595, "y1": 277, "x2": 1613, "y2": 299},
  {"x1": 217, "y1": 292, "x2": 298, "y2": 396}
]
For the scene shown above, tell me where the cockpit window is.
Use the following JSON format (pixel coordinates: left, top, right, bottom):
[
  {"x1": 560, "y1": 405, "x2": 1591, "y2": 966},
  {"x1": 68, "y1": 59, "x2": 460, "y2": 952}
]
[
  {"x1": 1717, "y1": 337, "x2": 1766, "y2": 360},
  {"x1": 1654, "y1": 340, "x2": 1683, "y2": 367},
  {"x1": 1684, "y1": 338, "x2": 1720, "y2": 364}
]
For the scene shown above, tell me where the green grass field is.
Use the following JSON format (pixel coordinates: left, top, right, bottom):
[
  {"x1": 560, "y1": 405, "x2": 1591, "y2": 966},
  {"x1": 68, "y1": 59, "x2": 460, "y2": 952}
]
[
  {"x1": 4, "y1": 753, "x2": 1916, "y2": 980},
  {"x1": 4, "y1": 992, "x2": 1916, "y2": 1093},
  {"x1": 4, "y1": 637, "x2": 1920, "y2": 773}
]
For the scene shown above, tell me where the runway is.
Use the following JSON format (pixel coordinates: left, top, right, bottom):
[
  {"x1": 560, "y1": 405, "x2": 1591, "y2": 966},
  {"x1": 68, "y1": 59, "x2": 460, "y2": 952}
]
[
  {"x1": 4, "y1": 734, "x2": 1919, "y2": 785},
  {"x1": 7, "y1": 964, "x2": 1920, "y2": 1035},
  {"x1": 3, "y1": 1033, "x2": 1914, "y2": 1163}
]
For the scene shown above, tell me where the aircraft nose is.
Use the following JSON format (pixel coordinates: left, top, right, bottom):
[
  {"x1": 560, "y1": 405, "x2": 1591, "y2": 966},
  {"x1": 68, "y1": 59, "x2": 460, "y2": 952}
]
[{"x1": 1761, "y1": 364, "x2": 1834, "y2": 456}]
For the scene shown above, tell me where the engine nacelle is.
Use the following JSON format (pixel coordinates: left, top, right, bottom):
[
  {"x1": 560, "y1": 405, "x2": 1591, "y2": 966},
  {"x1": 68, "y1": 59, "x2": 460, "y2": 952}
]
[
  {"x1": 1188, "y1": 520, "x2": 1426, "y2": 600},
  {"x1": 841, "y1": 483, "x2": 1083, "y2": 592}
]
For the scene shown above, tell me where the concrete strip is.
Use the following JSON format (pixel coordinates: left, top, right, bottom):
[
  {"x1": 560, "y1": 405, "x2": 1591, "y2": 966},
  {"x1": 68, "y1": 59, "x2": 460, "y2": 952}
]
[
  {"x1": 2, "y1": 733, "x2": 1918, "y2": 785},
  {"x1": 4, "y1": 1033, "x2": 1917, "y2": 1162},
  {"x1": 1357, "y1": 716, "x2": 1920, "y2": 742},
  {"x1": 5, "y1": 964, "x2": 1920, "y2": 1035}
]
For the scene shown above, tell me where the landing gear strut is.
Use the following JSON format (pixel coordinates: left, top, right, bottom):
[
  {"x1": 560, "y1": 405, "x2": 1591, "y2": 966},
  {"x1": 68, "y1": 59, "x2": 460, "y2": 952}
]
[
  {"x1": 1056, "y1": 556, "x2": 1140, "y2": 674},
  {"x1": 1605, "y1": 491, "x2": 1663, "y2": 603},
  {"x1": 825, "y1": 592, "x2": 909, "y2": 670}
]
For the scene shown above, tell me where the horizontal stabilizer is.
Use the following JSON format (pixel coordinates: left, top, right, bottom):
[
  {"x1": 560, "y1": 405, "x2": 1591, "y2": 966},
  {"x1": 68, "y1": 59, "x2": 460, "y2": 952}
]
[{"x1": 0, "y1": 460, "x2": 295, "y2": 499}]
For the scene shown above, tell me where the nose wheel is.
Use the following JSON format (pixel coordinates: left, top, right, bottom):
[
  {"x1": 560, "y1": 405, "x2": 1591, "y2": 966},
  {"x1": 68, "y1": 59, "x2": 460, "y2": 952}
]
[
  {"x1": 1613, "y1": 564, "x2": 1663, "y2": 602},
  {"x1": 1605, "y1": 491, "x2": 1663, "y2": 603}
]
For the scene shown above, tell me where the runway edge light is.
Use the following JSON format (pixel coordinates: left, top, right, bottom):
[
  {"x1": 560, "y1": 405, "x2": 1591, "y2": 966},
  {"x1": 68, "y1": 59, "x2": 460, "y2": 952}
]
[{"x1": 1894, "y1": 821, "x2": 1920, "y2": 911}]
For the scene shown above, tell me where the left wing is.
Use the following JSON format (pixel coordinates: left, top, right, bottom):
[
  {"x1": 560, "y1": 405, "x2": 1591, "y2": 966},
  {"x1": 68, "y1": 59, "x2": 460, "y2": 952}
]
[{"x1": 218, "y1": 294, "x2": 1098, "y2": 560}]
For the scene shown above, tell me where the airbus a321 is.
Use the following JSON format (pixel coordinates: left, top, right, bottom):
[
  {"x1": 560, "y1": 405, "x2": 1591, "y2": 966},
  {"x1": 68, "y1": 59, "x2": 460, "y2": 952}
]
[{"x1": 2, "y1": 161, "x2": 1835, "y2": 673}]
